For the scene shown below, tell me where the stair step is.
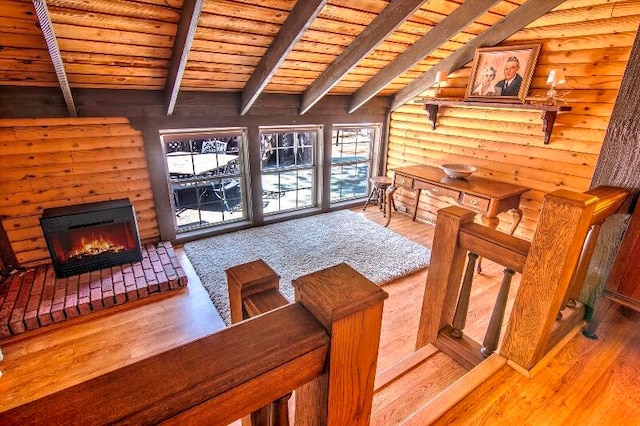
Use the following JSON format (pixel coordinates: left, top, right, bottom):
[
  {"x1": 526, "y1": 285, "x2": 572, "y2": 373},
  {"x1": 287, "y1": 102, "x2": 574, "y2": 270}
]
[
  {"x1": 400, "y1": 353, "x2": 507, "y2": 425},
  {"x1": 375, "y1": 343, "x2": 439, "y2": 391}
]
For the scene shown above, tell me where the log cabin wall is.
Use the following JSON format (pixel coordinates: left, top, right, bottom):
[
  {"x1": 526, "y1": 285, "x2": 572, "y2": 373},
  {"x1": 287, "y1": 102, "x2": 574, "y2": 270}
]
[
  {"x1": 387, "y1": 3, "x2": 640, "y2": 241},
  {"x1": 0, "y1": 117, "x2": 159, "y2": 267}
]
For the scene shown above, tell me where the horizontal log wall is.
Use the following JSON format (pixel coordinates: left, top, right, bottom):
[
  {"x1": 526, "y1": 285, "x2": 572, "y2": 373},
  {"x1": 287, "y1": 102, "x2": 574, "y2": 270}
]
[
  {"x1": 388, "y1": 1, "x2": 640, "y2": 240},
  {"x1": 0, "y1": 117, "x2": 159, "y2": 266}
]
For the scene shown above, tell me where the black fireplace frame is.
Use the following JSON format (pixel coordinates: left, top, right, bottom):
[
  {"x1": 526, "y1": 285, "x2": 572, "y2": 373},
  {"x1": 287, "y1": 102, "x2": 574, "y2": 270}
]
[{"x1": 40, "y1": 199, "x2": 143, "y2": 278}]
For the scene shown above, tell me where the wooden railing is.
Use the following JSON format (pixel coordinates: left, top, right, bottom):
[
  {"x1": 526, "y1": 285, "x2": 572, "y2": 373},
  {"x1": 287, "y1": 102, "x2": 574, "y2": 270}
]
[
  {"x1": 415, "y1": 187, "x2": 628, "y2": 374},
  {"x1": 0, "y1": 263, "x2": 387, "y2": 426}
]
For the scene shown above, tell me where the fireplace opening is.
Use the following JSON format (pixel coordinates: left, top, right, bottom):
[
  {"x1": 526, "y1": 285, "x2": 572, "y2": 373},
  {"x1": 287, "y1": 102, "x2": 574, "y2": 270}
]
[{"x1": 40, "y1": 199, "x2": 143, "y2": 278}]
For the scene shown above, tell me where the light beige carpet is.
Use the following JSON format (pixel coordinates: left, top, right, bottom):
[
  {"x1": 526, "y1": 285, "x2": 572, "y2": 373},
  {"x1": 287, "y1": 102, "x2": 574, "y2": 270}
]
[{"x1": 184, "y1": 209, "x2": 431, "y2": 325}]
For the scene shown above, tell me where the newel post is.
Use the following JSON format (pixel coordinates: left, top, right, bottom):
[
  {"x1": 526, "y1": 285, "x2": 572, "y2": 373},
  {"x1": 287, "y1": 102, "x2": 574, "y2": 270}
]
[
  {"x1": 501, "y1": 190, "x2": 597, "y2": 372},
  {"x1": 293, "y1": 263, "x2": 388, "y2": 425},
  {"x1": 227, "y1": 259, "x2": 281, "y2": 324},
  {"x1": 416, "y1": 206, "x2": 476, "y2": 348},
  {"x1": 226, "y1": 259, "x2": 283, "y2": 426}
]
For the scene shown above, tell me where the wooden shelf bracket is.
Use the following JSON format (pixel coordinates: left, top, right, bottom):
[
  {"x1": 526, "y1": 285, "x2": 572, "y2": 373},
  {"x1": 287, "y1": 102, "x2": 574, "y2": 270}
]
[{"x1": 420, "y1": 99, "x2": 571, "y2": 144}]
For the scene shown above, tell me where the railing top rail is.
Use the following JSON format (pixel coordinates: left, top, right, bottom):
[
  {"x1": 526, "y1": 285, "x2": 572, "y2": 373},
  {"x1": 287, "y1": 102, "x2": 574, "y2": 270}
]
[
  {"x1": 585, "y1": 186, "x2": 629, "y2": 225},
  {"x1": 1, "y1": 303, "x2": 329, "y2": 426}
]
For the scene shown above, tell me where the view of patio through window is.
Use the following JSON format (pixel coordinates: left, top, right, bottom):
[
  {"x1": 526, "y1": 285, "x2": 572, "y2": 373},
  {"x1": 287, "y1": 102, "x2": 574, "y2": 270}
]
[
  {"x1": 260, "y1": 127, "x2": 318, "y2": 215},
  {"x1": 330, "y1": 125, "x2": 377, "y2": 203},
  {"x1": 162, "y1": 130, "x2": 244, "y2": 232}
]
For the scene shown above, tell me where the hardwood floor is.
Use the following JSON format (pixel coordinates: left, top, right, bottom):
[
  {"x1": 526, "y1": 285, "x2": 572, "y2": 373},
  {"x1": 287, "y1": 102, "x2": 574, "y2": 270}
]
[
  {"x1": 0, "y1": 251, "x2": 225, "y2": 412},
  {"x1": 0, "y1": 206, "x2": 638, "y2": 424}
]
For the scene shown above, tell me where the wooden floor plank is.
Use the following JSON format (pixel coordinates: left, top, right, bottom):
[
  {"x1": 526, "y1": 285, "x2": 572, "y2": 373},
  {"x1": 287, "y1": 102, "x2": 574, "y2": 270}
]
[{"x1": 433, "y1": 305, "x2": 640, "y2": 425}]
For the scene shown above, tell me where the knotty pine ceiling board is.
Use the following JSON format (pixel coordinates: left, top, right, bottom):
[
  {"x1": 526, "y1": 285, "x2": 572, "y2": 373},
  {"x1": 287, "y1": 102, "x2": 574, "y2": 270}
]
[
  {"x1": 44, "y1": 0, "x2": 181, "y2": 90},
  {"x1": 181, "y1": 0, "x2": 294, "y2": 91},
  {"x1": 264, "y1": 1, "x2": 381, "y2": 93},
  {"x1": 0, "y1": 0, "x2": 59, "y2": 87}
]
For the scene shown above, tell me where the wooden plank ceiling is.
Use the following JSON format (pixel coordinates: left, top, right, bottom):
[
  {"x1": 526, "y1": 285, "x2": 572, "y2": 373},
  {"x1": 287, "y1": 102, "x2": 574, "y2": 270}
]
[{"x1": 0, "y1": 0, "x2": 577, "y2": 116}]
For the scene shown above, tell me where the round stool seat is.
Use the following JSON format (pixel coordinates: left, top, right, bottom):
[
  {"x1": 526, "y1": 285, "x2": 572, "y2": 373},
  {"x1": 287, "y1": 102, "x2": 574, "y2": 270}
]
[
  {"x1": 363, "y1": 176, "x2": 393, "y2": 214},
  {"x1": 370, "y1": 176, "x2": 392, "y2": 187}
]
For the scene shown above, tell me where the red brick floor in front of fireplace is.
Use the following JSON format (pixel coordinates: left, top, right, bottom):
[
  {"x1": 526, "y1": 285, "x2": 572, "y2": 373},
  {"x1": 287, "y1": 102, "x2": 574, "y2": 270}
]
[{"x1": 0, "y1": 241, "x2": 187, "y2": 339}]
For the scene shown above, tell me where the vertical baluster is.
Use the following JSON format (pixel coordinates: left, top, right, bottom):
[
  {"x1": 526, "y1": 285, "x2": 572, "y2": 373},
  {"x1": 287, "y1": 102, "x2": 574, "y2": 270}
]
[
  {"x1": 450, "y1": 252, "x2": 478, "y2": 338},
  {"x1": 271, "y1": 392, "x2": 292, "y2": 425},
  {"x1": 481, "y1": 268, "x2": 515, "y2": 357}
]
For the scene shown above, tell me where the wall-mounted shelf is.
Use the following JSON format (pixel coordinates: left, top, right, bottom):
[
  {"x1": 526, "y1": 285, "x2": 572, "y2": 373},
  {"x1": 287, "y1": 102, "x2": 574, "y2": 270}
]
[{"x1": 420, "y1": 99, "x2": 572, "y2": 144}]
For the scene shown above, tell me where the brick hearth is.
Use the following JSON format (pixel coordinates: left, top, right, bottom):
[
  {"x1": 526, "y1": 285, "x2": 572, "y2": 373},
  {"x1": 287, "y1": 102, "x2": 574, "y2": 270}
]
[{"x1": 0, "y1": 241, "x2": 187, "y2": 339}]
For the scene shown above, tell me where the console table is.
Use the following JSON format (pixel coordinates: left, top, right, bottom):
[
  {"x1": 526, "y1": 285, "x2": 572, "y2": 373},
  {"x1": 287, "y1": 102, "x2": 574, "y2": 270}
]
[{"x1": 385, "y1": 165, "x2": 529, "y2": 271}]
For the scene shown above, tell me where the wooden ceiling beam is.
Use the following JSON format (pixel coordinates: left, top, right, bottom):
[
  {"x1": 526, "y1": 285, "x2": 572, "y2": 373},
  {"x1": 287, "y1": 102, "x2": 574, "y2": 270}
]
[
  {"x1": 390, "y1": 0, "x2": 568, "y2": 111},
  {"x1": 165, "y1": 0, "x2": 204, "y2": 116},
  {"x1": 299, "y1": 0, "x2": 428, "y2": 115},
  {"x1": 348, "y1": 0, "x2": 501, "y2": 114},
  {"x1": 240, "y1": 0, "x2": 327, "y2": 116},
  {"x1": 32, "y1": 0, "x2": 77, "y2": 117}
]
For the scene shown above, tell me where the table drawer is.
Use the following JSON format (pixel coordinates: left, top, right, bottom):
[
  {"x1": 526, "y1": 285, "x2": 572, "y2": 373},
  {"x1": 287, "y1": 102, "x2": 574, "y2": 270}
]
[
  {"x1": 461, "y1": 193, "x2": 490, "y2": 211},
  {"x1": 416, "y1": 180, "x2": 460, "y2": 200},
  {"x1": 395, "y1": 174, "x2": 414, "y2": 189}
]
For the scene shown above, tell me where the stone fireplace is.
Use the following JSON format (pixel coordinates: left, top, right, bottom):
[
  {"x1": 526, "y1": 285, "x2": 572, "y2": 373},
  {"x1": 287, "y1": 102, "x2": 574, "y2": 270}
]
[{"x1": 40, "y1": 199, "x2": 143, "y2": 278}]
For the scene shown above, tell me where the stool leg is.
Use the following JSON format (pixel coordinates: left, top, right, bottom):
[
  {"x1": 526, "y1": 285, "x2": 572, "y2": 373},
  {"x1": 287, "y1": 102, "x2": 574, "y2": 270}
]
[{"x1": 363, "y1": 187, "x2": 377, "y2": 210}]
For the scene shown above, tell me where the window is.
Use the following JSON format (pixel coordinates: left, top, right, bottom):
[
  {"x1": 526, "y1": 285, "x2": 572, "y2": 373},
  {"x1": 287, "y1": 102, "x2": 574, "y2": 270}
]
[
  {"x1": 330, "y1": 125, "x2": 378, "y2": 203},
  {"x1": 260, "y1": 127, "x2": 319, "y2": 215},
  {"x1": 161, "y1": 129, "x2": 245, "y2": 233}
]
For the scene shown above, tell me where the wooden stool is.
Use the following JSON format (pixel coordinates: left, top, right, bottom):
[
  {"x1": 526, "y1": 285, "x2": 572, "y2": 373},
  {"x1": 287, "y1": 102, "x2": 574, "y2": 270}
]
[{"x1": 362, "y1": 176, "x2": 392, "y2": 216}]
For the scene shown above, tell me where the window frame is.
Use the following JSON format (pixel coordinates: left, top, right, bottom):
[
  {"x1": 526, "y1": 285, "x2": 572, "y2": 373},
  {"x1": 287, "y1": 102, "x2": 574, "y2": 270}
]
[
  {"x1": 160, "y1": 128, "x2": 247, "y2": 234},
  {"x1": 329, "y1": 124, "x2": 381, "y2": 204},
  {"x1": 259, "y1": 125, "x2": 322, "y2": 216}
]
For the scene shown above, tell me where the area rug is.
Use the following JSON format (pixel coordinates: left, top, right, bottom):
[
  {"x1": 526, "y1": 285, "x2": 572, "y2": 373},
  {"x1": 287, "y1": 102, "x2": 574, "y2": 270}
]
[{"x1": 184, "y1": 210, "x2": 431, "y2": 325}]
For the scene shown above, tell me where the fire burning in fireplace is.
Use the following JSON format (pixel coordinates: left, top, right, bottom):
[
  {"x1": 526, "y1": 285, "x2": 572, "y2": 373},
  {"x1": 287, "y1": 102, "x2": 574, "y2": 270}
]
[{"x1": 68, "y1": 234, "x2": 126, "y2": 261}]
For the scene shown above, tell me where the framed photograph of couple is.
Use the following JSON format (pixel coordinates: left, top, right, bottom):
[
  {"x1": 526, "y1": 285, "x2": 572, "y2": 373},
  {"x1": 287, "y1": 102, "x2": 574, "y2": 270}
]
[{"x1": 464, "y1": 44, "x2": 541, "y2": 104}]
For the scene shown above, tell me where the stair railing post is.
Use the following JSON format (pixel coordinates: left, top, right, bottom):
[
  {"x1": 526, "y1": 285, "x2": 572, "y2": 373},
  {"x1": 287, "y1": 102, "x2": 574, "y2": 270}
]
[
  {"x1": 416, "y1": 206, "x2": 476, "y2": 348},
  {"x1": 501, "y1": 190, "x2": 598, "y2": 371},
  {"x1": 293, "y1": 263, "x2": 388, "y2": 426},
  {"x1": 226, "y1": 259, "x2": 282, "y2": 426}
]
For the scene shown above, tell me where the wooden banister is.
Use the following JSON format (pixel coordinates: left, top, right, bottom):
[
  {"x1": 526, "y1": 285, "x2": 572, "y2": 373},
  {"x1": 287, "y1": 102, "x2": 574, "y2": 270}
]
[
  {"x1": 2, "y1": 262, "x2": 387, "y2": 425},
  {"x1": 500, "y1": 190, "x2": 599, "y2": 371},
  {"x1": 0, "y1": 303, "x2": 329, "y2": 425},
  {"x1": 293, "y1": 262, "x2": 388, "y2": 425},
  {"x1": 563, "y1": 186, "x2": 629, "y2": 308},
  {"x1": 226, "y1": 259, "x2": 289, "y2": 425},
  {"x1": 458, "y1": 222, "x2": 530, "y2": 273},
  {"x1": 416, "y1": 186, "x2": 629, "y2": 375},
  {"x1": 227, "y1": 260, "x2": 388, "y2": 426}
]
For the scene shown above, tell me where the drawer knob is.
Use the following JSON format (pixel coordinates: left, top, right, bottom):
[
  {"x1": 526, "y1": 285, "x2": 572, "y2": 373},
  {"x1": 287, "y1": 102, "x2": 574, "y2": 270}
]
[
  {"x1": 401, "y1": 178, "x2": 406, "y2": 184},
  {"x1": 431, "y1": 188, "x2": 439, "y2": 193},
  {"x1": 470, "y1": 199, "x2": 479, "y2": 206}
]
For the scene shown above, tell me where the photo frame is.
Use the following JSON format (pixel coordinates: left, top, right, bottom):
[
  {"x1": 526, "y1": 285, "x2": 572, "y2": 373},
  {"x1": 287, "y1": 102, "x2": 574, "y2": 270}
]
[{"x1": 464, "y1": 44, "x2": 541, "y2": 104}]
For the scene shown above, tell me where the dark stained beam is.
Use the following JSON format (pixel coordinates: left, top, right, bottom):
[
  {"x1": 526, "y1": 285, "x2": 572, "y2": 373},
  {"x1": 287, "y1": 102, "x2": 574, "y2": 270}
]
[
  {"x1": 300, "y1": 0, "x2": 428, "y2": 115},
  {"x1": 165, "y1": 0, "x2": 204, "y2": 116},
  {"x1": 349, "y1": 0, "x2": 501, "y2": 113},
  {"x1": 32, "y1": 0, "x2": 76, "y2": 117},
  {"x1": 390, "y1": 0, "x2": 568, "y2": 111},
  {"x1": 241, "y1": 0, "x2": 327, "y2": 116}
]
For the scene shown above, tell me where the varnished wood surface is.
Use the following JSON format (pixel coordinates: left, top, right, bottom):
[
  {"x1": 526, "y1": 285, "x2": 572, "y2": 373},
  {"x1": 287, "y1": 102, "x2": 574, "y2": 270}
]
[
  {"x1": 0, "y1": 249, "x2": 225, "y2": 412},
  {"x1": 501, "y1": 190, "x2": 597, "y2": 370},
  {"x1": 0, "y1": 206, "x2": 638, "y2": 424},
  {"x1": 1, "y1": 304, "x2": 329, "y2": 426},
  {"x1": 435, "y1": 305, "x2": 640, "y2": 425},
  {"x1": 393, "y1": 164, "x2": 529, "y2": 199},
  {"x1": 362, "y1": 206, "x2": 640, "y2": 425}
]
